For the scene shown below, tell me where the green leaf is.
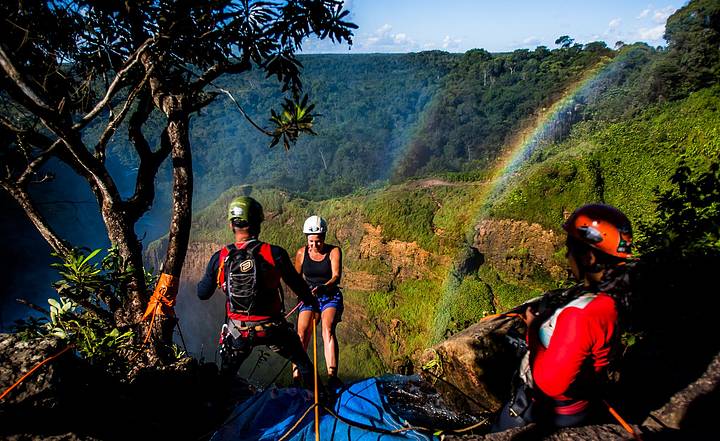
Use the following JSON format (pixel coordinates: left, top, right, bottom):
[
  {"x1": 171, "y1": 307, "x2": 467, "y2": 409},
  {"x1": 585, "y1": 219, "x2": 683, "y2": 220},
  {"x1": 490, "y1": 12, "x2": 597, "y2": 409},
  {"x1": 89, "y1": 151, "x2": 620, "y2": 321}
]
[{"x1": 81, "y1": 248, "x2": 102, "y2": 267}]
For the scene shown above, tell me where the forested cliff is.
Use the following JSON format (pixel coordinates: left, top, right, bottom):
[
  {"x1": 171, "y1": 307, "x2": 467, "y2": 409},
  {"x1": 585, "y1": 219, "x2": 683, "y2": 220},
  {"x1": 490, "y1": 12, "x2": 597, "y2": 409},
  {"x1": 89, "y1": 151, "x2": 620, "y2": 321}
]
[{"x1": 3, "y1": 1, "x2": 720, "y2": 438}]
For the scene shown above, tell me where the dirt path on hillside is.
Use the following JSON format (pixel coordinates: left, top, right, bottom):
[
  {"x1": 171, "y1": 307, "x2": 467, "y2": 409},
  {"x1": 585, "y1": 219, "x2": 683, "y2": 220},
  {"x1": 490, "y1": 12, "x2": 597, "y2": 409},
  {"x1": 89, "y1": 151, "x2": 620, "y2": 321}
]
[{"x1": 409, "y1": 178, "x2": 459, "y2": 189}]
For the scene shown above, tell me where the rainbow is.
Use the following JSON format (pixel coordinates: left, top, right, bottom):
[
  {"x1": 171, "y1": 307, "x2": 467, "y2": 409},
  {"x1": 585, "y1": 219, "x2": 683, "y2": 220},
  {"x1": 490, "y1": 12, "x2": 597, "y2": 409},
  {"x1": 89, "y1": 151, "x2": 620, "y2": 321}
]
[{"x1": 480, "y1": 53, "x2": 628, "y2": 206}]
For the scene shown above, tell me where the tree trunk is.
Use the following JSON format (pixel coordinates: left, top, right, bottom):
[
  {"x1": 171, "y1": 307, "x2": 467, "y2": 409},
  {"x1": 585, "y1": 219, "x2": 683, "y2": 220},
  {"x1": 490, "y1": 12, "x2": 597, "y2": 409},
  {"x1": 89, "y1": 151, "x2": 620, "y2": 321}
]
[
  {"x1": 150, "y1": 93, "x2": 195, "y2": 355},
  {"x1": 100, "y1": 202, "x2": 148, "y2": 328}
]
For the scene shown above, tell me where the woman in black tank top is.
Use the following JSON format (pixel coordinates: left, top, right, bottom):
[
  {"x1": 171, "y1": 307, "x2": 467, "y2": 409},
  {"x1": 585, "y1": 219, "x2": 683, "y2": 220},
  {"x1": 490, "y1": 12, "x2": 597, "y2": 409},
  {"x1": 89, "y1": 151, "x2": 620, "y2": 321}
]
[{"x1": 293, "y1": 215, "x2": 343, "y2": 389}]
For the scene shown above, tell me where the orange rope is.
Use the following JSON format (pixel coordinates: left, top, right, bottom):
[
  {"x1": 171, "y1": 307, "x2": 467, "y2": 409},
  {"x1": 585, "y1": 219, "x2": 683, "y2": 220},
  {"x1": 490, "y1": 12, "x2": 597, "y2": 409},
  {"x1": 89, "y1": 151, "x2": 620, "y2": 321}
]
[
  {"x1": 313, "y1": 316, "x2": 320, "y2": 441},
  {"x1": 604, "y1": 400, "x2": 643, "y2": 441},
  {"x1": 142, "y1": 301, "x2": 160, "y2": 345},
  {"x1": 142, "y1": 273, "x2": 179, "y2": 320},
  {"x1": 0, "y1": 344, "x2": 74, "y2": 401},
  {"x1": 277, "y1": 402, "x2": 318, "y2": 441},
  {"x1": 480, "y1": 312, "x2": 523, "y2": 321},
  {"x1": 126, "y1": 301, "x2": 160, "y2": 364}
]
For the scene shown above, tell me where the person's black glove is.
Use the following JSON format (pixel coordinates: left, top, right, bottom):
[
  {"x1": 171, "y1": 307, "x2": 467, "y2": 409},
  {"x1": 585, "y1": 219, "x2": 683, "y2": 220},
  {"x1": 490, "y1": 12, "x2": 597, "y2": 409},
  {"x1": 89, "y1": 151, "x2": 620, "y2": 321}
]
[
  {"x1": 306, "y1": 295, "x2": 320, "y2": 310},
  {"x1": 313, "y1": 284, "x2": 328, "y2": 296}
]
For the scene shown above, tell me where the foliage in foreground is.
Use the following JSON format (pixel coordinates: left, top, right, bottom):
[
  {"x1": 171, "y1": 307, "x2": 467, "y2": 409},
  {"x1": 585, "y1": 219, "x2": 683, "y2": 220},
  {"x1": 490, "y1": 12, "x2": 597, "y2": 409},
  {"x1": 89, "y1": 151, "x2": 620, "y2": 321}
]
[{"x1": 13, "y1": 247, "x2": 187, "y2": 375}]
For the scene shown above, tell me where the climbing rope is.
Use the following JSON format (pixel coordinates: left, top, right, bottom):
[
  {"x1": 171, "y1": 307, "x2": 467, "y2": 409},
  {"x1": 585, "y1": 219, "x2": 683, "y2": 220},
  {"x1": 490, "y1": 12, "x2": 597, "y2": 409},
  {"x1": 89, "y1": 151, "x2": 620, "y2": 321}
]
[
  {"x1": 420, "y1": 365, "x2": 494, "y2": 412},
  {"x1": 480, "y1": 312, "x2": 523, "y2": 322},
  {"x1": 604, "y1": 400, "x2": 644, "y2": 441},
  {"x1": 175, "y1": 320, "x2": 189, "y2": 354},
  {"x1": 285, "y1": 301, "x2": 303, "y2": 319},
  {"x1": 277, "y1": 402, "x2": 319, "y2": 441},
  {"x1": 313, "y1": 316, "x2": 320, "y2": 441},
  {"x1": 0, "y1": 344, "x2": 74, "y2": 401}
]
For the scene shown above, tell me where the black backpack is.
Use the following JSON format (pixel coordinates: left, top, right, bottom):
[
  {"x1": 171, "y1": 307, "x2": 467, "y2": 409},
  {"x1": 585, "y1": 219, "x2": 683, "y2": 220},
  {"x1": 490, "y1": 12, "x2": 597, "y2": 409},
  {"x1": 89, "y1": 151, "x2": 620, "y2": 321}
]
[{"x1": 223, "y1": 241, "x2": 265, "y2": 314}]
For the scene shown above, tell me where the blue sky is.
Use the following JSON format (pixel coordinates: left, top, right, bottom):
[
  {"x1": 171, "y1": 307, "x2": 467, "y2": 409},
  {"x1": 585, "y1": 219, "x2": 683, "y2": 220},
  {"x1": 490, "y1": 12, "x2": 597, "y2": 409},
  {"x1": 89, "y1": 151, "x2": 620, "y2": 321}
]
[{"x1": 302, "y1": 0, "x2": 688, "y2": 53}]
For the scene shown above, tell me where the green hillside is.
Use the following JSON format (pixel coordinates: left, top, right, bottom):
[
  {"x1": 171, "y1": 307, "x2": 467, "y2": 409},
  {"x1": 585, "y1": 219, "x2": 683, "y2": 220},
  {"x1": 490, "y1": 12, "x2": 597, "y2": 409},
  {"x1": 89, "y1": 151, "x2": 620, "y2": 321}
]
[{"x1": 154, "y1": 0, "x2": 720, "y2": 381}]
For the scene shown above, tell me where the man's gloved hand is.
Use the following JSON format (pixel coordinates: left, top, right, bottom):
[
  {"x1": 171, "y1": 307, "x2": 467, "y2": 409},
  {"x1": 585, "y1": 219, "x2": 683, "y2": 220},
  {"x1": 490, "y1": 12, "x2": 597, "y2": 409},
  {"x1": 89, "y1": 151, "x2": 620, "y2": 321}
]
[
  {"x1": 306, "y1": 294, "x2": 320, "y2": 310},
  {"x1": 312, "y1": 284, "x2": 328, "y2": 296}
]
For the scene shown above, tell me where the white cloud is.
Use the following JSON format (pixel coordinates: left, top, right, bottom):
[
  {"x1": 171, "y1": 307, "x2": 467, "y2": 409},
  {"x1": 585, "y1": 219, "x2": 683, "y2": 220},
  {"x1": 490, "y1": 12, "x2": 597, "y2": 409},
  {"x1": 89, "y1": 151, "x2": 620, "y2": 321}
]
[
  {"x1": 637, "y1": 24, "x2": 666, "y2": 40},
  {"x1": 637, "y1": 9, "x2": 651, "y2": 19},
  {"x1": 394, "y1": 33, "x2": 411, "y2": 44},
  {"x1": 608, "y1": 18, "x2": 621, "y2": 29},
  {"x1": 441, "y1": 35, "x2": 463, "y2": 50},
  {"x1": 653, "y1": 6, "x2": 676, "y2": 23},
  {"x1": 522, "y1": 36, "x2": 542, "y2": 45},
  {"x1": 361, "y1": 24, "x2": 419, "y2": 52}
]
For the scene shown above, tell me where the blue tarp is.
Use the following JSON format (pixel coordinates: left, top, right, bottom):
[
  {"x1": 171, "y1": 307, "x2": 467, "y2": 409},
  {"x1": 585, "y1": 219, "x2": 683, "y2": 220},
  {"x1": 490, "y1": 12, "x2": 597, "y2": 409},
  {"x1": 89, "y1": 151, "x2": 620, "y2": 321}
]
[{"x1": 211, "y1": 377, "x2": 435, "y2": 440}]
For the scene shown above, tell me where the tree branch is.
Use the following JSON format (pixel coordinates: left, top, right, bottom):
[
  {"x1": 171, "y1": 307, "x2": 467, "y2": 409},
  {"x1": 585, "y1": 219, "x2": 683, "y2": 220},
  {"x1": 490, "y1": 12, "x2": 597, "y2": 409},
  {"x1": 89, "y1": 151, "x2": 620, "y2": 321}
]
[
  {"x1": 18, "y1": 139, "x2": 62, "y2": 186},
  {"x1": 217, "y1": 87, "x2": 273, "y2": 136},
  {"x1": 190, "y1": 60, "x2": 251, "y2": 93},
  {"x1": 124, "y1": 89, "x2": 175, "y2": 223},
  {"x1": 0, "y1": 180, "x2": 71, "y2": 259},
  {"x1": 0, "y1": 54, "x2": 114, "y2": 199},
  {"x1": 0, "y1": 45, "x2": 56, "y2": 116},
  {"x1": 73, "y1": 37, "x2": 155, "y2": 131},
  {"x1": 94, "y1": 66, "x2": 154, "y2": 161},
  {"x1": 0, "y1": 114, "x2": 63, "y2": 185},
  {"x1": 16, "y1": 298, "x2": 50, "y2": 316},
  {"x1": 127, "y1": 90, "x2": 154, "y2": 160}
]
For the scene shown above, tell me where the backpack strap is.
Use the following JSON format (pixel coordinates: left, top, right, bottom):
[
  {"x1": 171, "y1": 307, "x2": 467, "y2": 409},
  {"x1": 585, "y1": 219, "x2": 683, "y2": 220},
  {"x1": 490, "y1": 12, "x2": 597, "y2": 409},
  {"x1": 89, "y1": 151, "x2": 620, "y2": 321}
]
[
  {"x1": 216, "y1": 244, "x2": 236, "y2": 289},
  {"x1": 217, "y1": 241, "x2": 264, "y2": 290},
  {"x1": 259, "y1": 243, "x2": 285, "y2": 314}
]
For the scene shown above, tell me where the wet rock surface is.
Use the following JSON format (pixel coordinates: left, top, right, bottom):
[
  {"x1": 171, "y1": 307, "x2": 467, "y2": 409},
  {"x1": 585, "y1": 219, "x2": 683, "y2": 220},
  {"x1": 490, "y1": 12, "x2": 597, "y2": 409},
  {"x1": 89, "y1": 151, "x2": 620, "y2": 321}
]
[
  {"x1": 421, "y1": 312, "x2": 720, "y2": 441},
  {"x1": 643, "y1": 351, "x2": 720, "y2": 431},
  {"x1": 418, "y1": 315, "x2": 526, "y2": 415}
]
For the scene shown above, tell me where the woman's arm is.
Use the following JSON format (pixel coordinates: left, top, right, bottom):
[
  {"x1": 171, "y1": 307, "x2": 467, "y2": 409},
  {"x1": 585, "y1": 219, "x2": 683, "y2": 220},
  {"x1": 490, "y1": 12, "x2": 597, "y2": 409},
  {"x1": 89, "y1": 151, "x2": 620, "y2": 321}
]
[{"x1": 325, "y1": 246, "x2": 342, "y2": 288}]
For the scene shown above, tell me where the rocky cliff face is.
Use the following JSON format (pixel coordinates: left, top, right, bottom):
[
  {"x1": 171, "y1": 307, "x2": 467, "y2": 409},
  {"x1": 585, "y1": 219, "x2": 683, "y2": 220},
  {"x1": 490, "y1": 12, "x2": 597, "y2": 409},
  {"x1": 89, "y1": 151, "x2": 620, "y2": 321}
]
[
  {"x1": 473, "y1": 219, "x2": 565, "y2": 282},
  {"x1": 345, "y1": 223, "x2": 452, "y2": 291}
]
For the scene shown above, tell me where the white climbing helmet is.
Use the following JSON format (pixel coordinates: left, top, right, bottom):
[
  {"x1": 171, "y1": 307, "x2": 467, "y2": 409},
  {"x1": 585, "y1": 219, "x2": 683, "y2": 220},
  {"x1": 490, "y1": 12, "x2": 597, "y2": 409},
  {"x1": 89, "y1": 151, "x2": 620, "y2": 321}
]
[{"x1": 303, "y1": 215, "x2": 328, "y2": 235}]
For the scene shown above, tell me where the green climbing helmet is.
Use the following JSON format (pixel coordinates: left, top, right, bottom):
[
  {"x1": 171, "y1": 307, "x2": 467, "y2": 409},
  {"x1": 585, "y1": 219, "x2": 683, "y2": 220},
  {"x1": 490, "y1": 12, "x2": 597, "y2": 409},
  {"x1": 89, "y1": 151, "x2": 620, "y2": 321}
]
[{"x1": 227, "y1": 196, "x2": 264, "y2": 225}]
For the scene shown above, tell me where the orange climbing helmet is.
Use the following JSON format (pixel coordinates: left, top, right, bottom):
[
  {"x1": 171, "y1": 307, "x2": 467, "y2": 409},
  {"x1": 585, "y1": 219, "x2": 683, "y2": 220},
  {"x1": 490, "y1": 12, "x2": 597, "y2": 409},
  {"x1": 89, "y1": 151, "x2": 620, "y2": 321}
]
[{"x1": 562, "y1": 204, "x2": 633, "y2": 259}]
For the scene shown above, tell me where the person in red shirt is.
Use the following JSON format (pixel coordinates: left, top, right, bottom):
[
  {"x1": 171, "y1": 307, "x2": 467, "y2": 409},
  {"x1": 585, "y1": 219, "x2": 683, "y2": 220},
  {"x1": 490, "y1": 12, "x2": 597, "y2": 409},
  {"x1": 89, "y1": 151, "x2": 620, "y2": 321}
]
[
  {"x1": 197, "y1": 196, "x2": 319, "y2": 389},
  {"x1": 492, "y1": 204, "x2": 635, "y2": 430}
]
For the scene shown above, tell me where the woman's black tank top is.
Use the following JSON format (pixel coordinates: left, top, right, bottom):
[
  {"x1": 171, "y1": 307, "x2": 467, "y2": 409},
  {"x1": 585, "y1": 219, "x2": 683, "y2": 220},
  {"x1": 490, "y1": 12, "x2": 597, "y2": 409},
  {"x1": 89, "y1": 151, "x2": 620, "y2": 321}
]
[{"x1": 302, "y1": 245, "x2": 335, "y2": 289}]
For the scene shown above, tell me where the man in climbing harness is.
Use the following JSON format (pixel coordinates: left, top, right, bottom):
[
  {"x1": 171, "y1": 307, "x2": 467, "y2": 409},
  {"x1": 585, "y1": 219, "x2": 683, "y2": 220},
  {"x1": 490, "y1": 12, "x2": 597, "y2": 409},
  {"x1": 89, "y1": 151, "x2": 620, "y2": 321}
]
[
  {"x1": 492, "y1": 203, "x2": 635, "y2": 431},
  {"x1": 197, "y1": 196, "x2": 319, "y2": 389}
]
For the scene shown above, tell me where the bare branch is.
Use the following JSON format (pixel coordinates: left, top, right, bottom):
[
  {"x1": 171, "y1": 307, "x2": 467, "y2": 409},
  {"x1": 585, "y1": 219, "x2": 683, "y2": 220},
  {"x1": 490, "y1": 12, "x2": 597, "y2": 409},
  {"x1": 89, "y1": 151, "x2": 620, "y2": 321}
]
[
  {"x1": 190, "y1": 63, "x2": 226, "y2": 92},
  {"x1": 73, "y1": 37, "x2": 155, "y2": 131},
  {"x1": 126, "y1": 127, "x2": 172, "y2": 222},
  {"x1": 0, "y1": 180, "x2": 71, "y2": 258},
  {"x1": 16, "y1": 298, "x2": 50, "y2": 316},
  {"x1": 18, "y1": 139, "x2": 62, "y2": 186},
  {"x1": 217, "y1": 87, "x2": 273, "y2": 136},
  {"x1": 128, "y1": 90, "x2": 153, "y2": 160},
  {"x1": 0, "y1": 113, "x2": 24, "y2": 133},
  {"x1": 0, "y1": 46, "x2": 56, "y2": 115},
  {"x1": 94, "y1": 66, "x2": 154, "y2": 160},
  {"x1": 0, "y1": 114, "x2": 63, "y2": 185},
  {"x1": 190, "y1": 61, "x2": 251, "y2": 93}
]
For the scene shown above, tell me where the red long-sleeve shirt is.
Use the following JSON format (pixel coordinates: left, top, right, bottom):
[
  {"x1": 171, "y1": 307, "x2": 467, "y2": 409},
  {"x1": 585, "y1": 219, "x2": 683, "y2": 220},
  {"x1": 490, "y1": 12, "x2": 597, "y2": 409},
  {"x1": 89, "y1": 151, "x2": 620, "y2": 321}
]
[{"x1": 528, "y1": 293, "x2": 617, "y2": 400}]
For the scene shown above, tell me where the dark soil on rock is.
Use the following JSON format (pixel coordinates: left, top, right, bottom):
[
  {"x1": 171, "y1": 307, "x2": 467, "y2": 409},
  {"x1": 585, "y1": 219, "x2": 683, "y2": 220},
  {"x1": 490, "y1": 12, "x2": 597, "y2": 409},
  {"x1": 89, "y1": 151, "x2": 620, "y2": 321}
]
[{"x1": 0, "y1": 334, "x2": 251, "y2": 440}]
